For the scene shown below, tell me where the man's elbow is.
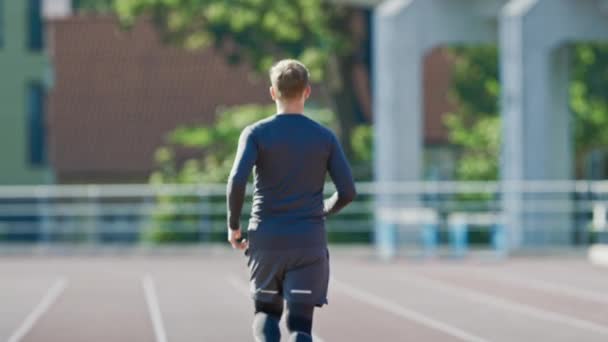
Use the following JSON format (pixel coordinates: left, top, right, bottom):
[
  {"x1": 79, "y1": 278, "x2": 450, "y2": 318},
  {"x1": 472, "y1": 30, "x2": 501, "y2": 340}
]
[{"x1": 342, "y1": 187, "x2": 357, "y2": 204}]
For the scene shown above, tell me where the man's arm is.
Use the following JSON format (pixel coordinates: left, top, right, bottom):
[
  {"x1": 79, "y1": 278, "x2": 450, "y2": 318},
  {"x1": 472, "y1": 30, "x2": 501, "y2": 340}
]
[
  {"x1": 226, "y1": 126, "x2": 257, "y2": 248},
  {"x1": 324, "y1": 133, "x2": 357, "y2": 216}
]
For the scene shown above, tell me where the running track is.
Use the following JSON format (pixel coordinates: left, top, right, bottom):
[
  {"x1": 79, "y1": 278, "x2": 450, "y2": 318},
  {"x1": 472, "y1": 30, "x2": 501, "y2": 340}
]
[{"x1": 1, "y1": 250, "x2": 607, "y2": 341}]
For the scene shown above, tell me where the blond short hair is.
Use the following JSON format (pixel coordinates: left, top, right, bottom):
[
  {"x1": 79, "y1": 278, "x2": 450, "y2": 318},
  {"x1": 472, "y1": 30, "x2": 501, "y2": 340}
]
[{"x1": 269, "y1": 59, "x2": 310, "y2": 100}]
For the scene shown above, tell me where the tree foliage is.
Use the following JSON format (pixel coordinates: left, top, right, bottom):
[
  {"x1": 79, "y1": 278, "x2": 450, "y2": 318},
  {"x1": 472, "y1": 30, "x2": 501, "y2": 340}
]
[
  {"x1": 350, "y1": 124, "x2": 373, "y2": 180},
  {"x1": 444, "y1": 46, "x2": 500, "y2": 181},
  {"x1": 113, "y1": 0, "x2": 347, "y2": 79},
  {"x1": 570, "y1": 44, "x2": 608, "y2": 177},
  {"x1": 107, "y1": 0, "x2": 369, "y2": 154}
]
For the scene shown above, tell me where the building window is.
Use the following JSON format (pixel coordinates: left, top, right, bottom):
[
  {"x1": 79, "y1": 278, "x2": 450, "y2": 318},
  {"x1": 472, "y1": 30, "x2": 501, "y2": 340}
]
[
  {"x1": 27, "y1": 82, "x2": 47, "y2": 166},
  {"x1": 27, "y1": 0, "x2": 44, "y2": 51}
]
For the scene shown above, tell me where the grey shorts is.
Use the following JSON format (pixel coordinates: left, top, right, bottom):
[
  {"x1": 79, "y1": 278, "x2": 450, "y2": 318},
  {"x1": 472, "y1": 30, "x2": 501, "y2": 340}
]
[{"x1": 246, "y1": 247, "x2": 330, "y2": 307}]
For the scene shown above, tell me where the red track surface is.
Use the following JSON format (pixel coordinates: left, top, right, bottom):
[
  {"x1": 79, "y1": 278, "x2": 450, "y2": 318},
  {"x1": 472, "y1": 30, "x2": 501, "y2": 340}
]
[{"x1": 1, "y1": 251, "x2": 607, "y2": 341}]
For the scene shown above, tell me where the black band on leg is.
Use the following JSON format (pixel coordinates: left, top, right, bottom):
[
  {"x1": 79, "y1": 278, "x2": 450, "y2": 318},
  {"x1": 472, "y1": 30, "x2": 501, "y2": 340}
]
[
  {"x1": 286, "y1": 302, "x2": 314, "y2": 341},
  {"x1": 253, "y1": 300, "x2": 283, "y2": 342},
  {"x1": 255, "y1": 299, "x2": 284, "y2": 318}
]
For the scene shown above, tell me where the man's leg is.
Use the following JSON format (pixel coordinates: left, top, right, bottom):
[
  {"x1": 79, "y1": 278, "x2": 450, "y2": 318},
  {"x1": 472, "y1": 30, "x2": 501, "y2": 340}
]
[
  {"x1": 253, "y1": 299, "x2": 283, "y2": 342},
  {"x1": 282, "y1": 249, "x2": 329, "y2": 342},
  {"x1": 285, "y1": 302, "x2": 314, "y2": 342}
]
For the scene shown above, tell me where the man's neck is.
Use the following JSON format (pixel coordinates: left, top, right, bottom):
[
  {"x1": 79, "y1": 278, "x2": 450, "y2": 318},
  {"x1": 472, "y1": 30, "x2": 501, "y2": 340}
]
[{"x1": 276, "y1": 102, "x2": 304, "y2": 115}]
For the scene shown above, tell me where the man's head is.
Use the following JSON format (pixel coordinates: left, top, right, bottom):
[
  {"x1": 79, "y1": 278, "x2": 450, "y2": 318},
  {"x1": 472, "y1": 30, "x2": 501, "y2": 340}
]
[{"x1": 269, "y1": 59, "x2": 311, "y2": 105}]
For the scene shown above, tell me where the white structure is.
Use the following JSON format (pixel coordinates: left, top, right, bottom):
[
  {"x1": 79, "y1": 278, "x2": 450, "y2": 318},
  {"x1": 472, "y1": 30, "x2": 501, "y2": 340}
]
[
  {"x1": 373, "y1": 0, "x2": 506, "y2": 258},
  {"x1": 500, "y1": 0, "x2": 608, "y2": 248},
  {"x1": 43, "y1": 0, "x2": 72, "y2": 19},
  {"x1": 373, "y1": 0, "x2": 608, "y2": 256},
  {"x1": 374, "y1": 0, "x2": 505, "y2": 184}
]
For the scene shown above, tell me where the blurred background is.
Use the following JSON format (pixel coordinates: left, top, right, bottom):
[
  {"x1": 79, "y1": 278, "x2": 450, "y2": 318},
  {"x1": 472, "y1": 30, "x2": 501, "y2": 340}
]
[
  {"x1": 1, "y1": 0, "x2": 607, "y2": 256},
  {"x1": 2, "y1": 1, "x2": 608, "y2": 341}
]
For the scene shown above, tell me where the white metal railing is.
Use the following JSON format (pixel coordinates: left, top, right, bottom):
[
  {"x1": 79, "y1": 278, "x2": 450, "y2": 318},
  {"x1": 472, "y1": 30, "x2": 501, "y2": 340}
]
[
  {"x1": 3, "y1": 180, "x2": 608, "y2": 198},
  {"x1": 0, "y1": 181, "x2": 606, "y2": 249}
]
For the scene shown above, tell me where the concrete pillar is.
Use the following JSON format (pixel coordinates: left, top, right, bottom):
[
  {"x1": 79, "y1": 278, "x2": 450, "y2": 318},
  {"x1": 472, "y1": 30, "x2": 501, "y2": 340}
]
[
  {"x1": 373, "y1": 0, "x2": 505, "y2": 258},
  {"x1": 500, "y1": 0, "x2": 608, "y2": 249}
]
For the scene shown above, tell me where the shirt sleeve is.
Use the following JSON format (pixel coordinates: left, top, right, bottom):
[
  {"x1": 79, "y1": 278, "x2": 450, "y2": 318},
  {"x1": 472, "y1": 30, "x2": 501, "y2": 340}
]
[
  {"x1": 226, "y1": 126, "x2": 258, "y2": 230},
  {"x1": 324, "y1": 132, "x2": 357, "y2": 216}
]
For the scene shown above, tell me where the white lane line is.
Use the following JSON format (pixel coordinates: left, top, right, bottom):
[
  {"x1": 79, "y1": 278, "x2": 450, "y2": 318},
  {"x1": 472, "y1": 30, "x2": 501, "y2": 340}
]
[
  {"x1": 8, "y1": 277, "x2": 68, "y2": 342},
  {"x1": 332, "y1": 279, "x2": 488, "y2": 342},
  {"x1": 467, "y1": 268, "x2": 608, "y2": 305},
  {"x1": 226, "y1": 275, "x2": 326, "y2": 342},
  {"x1": 396, "y1": 273, "x2": 608, "y2": 337},
  {"x1": 142, "y1": 275, "x2": 169, "y2": 342}
]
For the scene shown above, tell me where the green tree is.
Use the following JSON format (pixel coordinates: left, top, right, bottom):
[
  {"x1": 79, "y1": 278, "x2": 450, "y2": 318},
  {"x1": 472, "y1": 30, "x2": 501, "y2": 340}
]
[
  {"x1": 101, "y1": 0, "x2": 368, "y2": 155},
  {"x1": 350, "y1": 124, "x2": 373, "y2": 180},
  {"x1": 570, "y1": 44, "x2": 608, "y2": 177},
  {"x1": 444, "y1": 46, "x2": 500, "y2": 181}
]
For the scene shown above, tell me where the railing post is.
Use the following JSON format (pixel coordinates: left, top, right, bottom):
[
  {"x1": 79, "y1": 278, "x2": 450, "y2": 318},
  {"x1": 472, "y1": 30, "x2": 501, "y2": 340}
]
[
  {"x1": 422, "y1": 222, "x2": 439, "y2": 258},
  {"x1": 36, "y1": 186, "x2": 52, "y2": 245},
  {"x1": 449, "y1": 214, "x2": 468, "y2": 258},
  {"x1": 492, "y1": 222, "x2": 507, "y2": 259},
  {"x1": 87, "y1": 185, "x2": 100, "y2": 244},
  {"x1": 375, "y1": 183, "x2": 399, "y2": 260},
  {"x1": 593, "y1": 202, "x2": 608, "y2": 243},
  {"x1": 375, "y1": 221, "x2": 398, "y2": 260},
  {"x1": 198, "y1": 185, "x2": 211, "y2": 244}
]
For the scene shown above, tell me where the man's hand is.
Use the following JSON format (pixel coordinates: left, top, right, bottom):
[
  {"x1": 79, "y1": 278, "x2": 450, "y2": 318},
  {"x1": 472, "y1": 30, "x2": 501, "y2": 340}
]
[{"x1": 227, "y1": 227, "x2": 248, "y2": 250}]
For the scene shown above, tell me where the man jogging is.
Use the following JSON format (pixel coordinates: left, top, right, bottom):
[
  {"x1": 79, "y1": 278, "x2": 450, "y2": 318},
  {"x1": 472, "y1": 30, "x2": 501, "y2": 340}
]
[{"x1": 226, "y1": 59, "x2": 356, "y2": 342}]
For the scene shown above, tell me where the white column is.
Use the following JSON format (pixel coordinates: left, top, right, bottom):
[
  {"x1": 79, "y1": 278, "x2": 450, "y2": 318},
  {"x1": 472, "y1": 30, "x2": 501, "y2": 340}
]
[
  {"x1": 374, "y1": 1, "x2": 423, "y2": 184},
  {"x1": 500, "y1": 0, "x2": 608, "y2": 249},
  {"x1": 373, "y1": 0, "x2": 504, "y2": 258},
  {"x1": 374, "y1": 1, "x2": 423, "y2": 259}
]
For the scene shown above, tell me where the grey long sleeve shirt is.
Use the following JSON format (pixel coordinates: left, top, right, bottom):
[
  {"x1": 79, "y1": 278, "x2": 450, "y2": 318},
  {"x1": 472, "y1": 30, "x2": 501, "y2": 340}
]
[{"x1": 226, "y1": 113, "x2": 356, "y2": 250}]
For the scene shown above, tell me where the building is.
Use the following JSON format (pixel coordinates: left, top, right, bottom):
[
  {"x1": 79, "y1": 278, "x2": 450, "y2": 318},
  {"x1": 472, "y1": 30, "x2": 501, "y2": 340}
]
[
  {"x1": 0, "y1": 0, "x2": 53, "y2": 184},
  {"x1": 47, "y1": 15, "x2": 271, "y2": 183},
  {"x1": 45, "y1": 5, "x2": 455, "y2": 184},
  {"x1": 0, "y1": 0, "x2": 454, "y2": 185}
]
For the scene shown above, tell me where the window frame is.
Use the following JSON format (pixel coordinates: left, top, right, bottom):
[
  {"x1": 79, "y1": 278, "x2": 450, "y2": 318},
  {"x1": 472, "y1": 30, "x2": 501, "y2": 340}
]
[
  {"x1": 26, "y1": 81, "x2": 47, "y2": 167},
  {"x1": 26, "y1": 0, "x2": 44, "y2": 51}
]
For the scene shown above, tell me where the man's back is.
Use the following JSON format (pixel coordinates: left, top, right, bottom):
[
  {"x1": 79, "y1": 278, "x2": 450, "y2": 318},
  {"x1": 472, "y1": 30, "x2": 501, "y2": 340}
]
[
  {"x1": 227, "y1": 113, "x2": 356, "y2": 250},
  {"x1": 227, "y1": 60, "x2": 356, "y2": 341}
]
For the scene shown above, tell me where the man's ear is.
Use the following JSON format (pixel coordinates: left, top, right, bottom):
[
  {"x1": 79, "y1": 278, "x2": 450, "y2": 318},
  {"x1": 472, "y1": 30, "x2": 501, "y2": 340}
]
[
  {"x1": 304, "y1": 85, "x2": 311, "y2": 99},
  {"x1": 269, "y1": 86, "x2": 276, "y2": 101}
]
